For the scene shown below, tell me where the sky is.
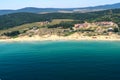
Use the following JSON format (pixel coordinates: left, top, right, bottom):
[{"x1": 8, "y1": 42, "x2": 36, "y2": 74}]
[{"x1": 0, "y1": 0, "x2": 120, "y2": 9}]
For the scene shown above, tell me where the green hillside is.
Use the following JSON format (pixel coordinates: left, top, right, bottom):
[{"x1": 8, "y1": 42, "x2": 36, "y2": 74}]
[{"x1": 0, "y1": 8, "x2": 120, "y2": 30}]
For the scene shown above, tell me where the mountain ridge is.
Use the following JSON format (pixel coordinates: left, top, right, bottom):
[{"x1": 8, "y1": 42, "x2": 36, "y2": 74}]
[{"x1": 0, "y1": 3, "x2": 120, "y2": 15}]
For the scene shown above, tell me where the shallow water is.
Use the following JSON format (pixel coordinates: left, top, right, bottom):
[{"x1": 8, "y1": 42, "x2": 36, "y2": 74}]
[{"x1": 0, "y1": 41, "x2": 120, "y2": 80}]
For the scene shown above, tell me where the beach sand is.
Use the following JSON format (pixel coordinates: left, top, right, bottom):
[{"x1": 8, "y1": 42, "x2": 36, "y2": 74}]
[{"x1": 0, "y1": 33, "x2": 120, "y2": 42}]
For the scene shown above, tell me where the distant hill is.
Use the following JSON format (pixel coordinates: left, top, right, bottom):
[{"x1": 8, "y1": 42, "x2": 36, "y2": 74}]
[
  {"x1": 0, "y1": 10, "x2": 14, "y2": 15},
  {"x1": 0, "y1": 7, "x2": 73, "y2": 15},
  {"x1": 0, "y1": 3, "x2": 120, "y2": 15},
  {"x1": 81, "y1": 3, "x2": 120, "y2": 10}
]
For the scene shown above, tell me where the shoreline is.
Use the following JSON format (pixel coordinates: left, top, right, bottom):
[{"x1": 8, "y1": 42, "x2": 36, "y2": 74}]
[{"x1": 0, "y1": 34, "x2": 120, "y2": 42}]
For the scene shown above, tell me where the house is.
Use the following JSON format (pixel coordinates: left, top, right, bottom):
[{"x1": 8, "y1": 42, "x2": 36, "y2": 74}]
[
  {"x1": 73, "y1": 22, "x2": 89, "y2": 30},
  {"x1": 95, "y1": 21, "x2": 115, "y2": 27},
  {"x1": 32, "y1": 26, "x2": 39, "y2": 30},
  {"x1": 108, "y1": 27, "x2": 114, "y2": 32},
  {"x1": 39, "y1": 21, "x2": 50, "y2": 25}
]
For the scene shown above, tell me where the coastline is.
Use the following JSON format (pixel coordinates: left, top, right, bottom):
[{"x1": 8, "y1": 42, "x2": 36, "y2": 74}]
[{"x1": 0, "y1": 33, "x2": 120, "y2": 42}]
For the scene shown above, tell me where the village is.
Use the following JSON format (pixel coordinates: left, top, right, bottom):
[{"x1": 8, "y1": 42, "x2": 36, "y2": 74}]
[
  {"x1": 73, "y1": 21, "x2": 118, "y2": 31},
  {"x1": 0, "y1": 20, "x2": 120, "y2": 40},
  {"x1": 15, "y1": 21, "x2": 120, "y2": 37},
  {"x1": 72, "y1": 21, "x2": 119, "y2": 36}
]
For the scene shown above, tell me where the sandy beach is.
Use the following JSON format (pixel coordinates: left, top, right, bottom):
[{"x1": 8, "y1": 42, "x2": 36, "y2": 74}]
[{"x1": 0, "y1": 33, "x2": 120, "y2": 42}]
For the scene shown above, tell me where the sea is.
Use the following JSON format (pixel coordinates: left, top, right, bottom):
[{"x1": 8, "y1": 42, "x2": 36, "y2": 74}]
[{"x1": 0, "y1": 41, "x2": 120, "y2": 80}]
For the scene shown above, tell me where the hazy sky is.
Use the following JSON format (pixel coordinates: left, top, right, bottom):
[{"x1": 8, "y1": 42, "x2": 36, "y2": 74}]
[{"x1": 0, "y1": 0, "x2": 120, "y2": 9}]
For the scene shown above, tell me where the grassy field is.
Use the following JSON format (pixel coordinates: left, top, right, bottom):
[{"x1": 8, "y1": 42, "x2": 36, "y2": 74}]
[
  {"x1": 0, "y1": 19, "x2": 74, "y2": 35},
  {"x1": 50, "y1": 19, "x2": 74, "y2": 25},
  {"x1": 0, "y1": 22, "x2": 42, "y2": 34}
]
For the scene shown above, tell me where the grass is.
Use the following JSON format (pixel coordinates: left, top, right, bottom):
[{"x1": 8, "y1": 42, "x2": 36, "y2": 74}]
[
  {"x1": 0, "y1": 19, "x2": 74, "y2": 35},
  {"x1": 64, "y1": 31, "x2": 76, "y2": 36},
  {"x1": 0, "y1": 22, "x2": 42, "y2": 34},
  {"x1": 50, "y1": 19, "x2": 74, "y2": 25}
]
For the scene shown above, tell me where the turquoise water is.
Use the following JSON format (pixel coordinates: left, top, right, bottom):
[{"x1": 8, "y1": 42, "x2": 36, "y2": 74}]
[{"x1": 0, "y1": 41, "x2": 120, "y2": 80}]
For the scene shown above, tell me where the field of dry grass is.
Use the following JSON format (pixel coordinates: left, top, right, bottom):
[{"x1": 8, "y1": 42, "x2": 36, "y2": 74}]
[
  {"x1": 0, "y1": 19, "x2": 74, "y2": 35},
  {"x1": 50, "y1": 19, "x2": 74, "y2": 25}
]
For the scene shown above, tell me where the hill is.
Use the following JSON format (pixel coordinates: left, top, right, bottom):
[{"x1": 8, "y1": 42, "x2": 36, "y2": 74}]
[
  {"x1": 80, "y1": 3, "x2": 120, "y2": 10},
  {"x1": 0, "y1": 12, "x2": 51, "y2": 29},
  {"x1": 0, "y1": 3, "x2": 120, "y2": 15},
  {"x1": 0, "y1": 8, "x2": 120, "y2": 30}
]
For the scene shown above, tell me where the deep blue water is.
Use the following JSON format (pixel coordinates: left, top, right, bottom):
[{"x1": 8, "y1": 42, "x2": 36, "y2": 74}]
[{"x1": 0, "y1": 41, "x2": 120, "y2": 80}]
